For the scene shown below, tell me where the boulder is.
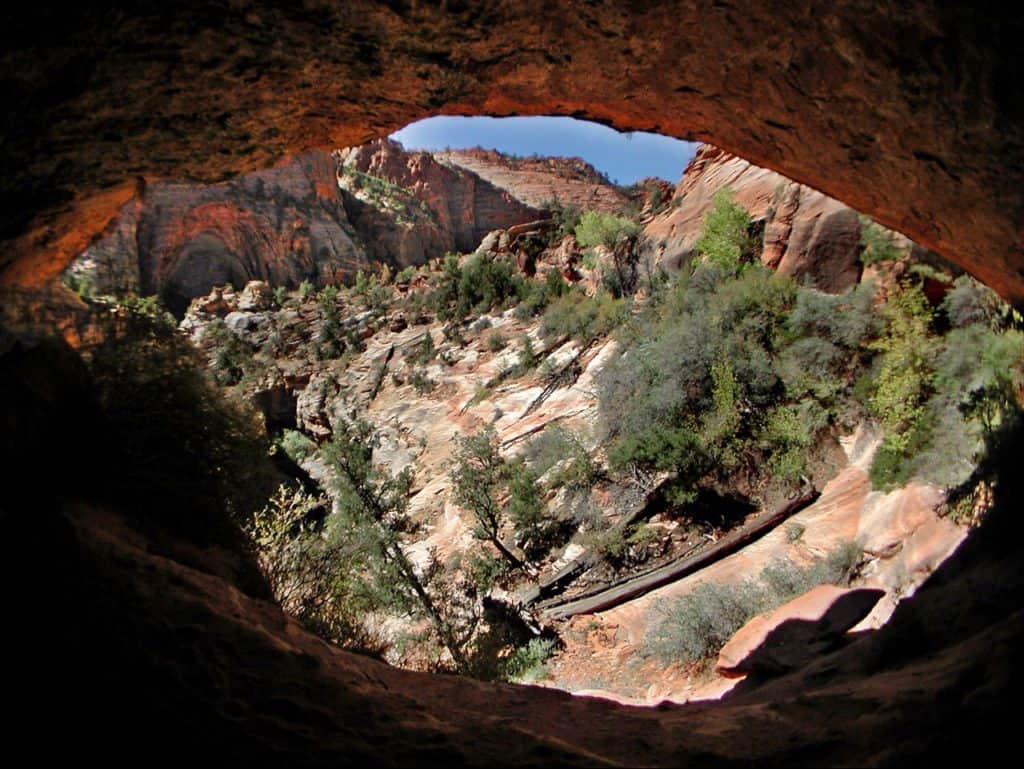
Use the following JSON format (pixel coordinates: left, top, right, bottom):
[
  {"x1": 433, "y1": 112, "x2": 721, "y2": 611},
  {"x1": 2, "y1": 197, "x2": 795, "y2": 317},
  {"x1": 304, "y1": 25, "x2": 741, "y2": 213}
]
[{"x1": 716, "y1": 585, "x2": 885, "y2": 677}]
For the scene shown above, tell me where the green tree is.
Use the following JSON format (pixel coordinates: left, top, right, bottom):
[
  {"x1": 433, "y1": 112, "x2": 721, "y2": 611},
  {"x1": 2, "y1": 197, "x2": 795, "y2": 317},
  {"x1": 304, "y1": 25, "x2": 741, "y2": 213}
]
[
  {"x1": 574, "y1": 211, "x2": 640, "y2": 250},
  {"x1": 451, "y1": 426, "x2": 529, "y2": 570},
  {"x1": 693, "y1": 189, "x2": 753, "y2": 275},
  {"x1": 869, "y1": 284, "x2": 936, "y2": 451},
  {"x1": 322, "y1": 419, "x2": 470, "y2": 671}
]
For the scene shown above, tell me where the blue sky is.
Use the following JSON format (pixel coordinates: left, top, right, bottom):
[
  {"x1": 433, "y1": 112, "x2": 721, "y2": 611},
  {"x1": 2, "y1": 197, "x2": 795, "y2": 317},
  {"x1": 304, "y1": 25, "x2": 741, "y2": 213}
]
[{"x1": 390, "y1": 116, "x2": 696, "y2": 186}]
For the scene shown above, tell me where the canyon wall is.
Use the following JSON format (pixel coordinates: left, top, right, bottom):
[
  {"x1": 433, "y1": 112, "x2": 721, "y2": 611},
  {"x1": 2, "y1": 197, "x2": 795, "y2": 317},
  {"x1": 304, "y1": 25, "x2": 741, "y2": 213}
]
[{"x1": 644, "y1": 144, "x2": 865, "y2": 292}]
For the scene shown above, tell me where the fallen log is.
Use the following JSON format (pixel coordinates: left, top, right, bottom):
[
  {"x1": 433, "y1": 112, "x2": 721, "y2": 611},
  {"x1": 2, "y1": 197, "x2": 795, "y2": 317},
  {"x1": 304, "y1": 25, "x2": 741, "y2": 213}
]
[{"x1": 539, "y1": 486, "x2": 821, "y2": 621}]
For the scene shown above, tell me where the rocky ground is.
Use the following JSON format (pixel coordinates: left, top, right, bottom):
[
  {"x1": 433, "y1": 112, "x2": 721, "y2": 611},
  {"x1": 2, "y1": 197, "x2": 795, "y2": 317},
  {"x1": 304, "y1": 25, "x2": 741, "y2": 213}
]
[
  {"x1": 179, "y1": 239, "x2": 967, "y2": 702},
  {"x1": 41, "y1": 137, "x2": 978, "y2": 703}
]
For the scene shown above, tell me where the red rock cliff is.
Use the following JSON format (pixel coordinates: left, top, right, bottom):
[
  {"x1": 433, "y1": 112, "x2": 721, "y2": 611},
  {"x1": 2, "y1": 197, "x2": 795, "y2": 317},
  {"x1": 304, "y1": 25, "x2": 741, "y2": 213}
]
[
  {"x1": 437, "y1": 148, "x2": 631, "y2": 214},
  {"x1": 644, "y1": 144, "x2": 865, "y2": 292}
]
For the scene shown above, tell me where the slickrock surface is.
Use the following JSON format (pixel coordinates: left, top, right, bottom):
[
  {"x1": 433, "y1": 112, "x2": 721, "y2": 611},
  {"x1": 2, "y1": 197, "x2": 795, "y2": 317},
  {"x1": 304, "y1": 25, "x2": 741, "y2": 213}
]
[
  {"x1": 644, "y1": 144, "x2": 864, "y2": 292},
  {"x1": 438, "y1": 149, "x2": 630, "y2": 214}
]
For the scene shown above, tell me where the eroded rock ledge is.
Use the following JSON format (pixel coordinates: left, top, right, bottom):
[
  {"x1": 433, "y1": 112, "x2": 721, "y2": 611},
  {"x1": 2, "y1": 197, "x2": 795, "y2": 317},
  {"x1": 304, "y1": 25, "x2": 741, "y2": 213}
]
[{"x1": 1, "y1": 2, "x2": 1022, "y2": 299}]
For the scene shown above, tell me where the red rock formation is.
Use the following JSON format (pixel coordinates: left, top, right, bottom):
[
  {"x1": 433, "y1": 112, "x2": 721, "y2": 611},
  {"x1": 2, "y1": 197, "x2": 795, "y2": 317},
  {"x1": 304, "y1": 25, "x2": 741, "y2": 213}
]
[
  {"x1": 437, "y1": 148, "x2": 630, "y2": 214},
  {"x1": 75, "y1": 153, "x2": 367, "y2": 313},
  {"x1": 3, "y1": 2, "x2": 1020, "y2": 300},
  {"x1": 338, "y1": 139, "x2": 541, "y2": 258},
  {"x1": 644, "y1": 144, "x2": 864, "y2": 292},
  {"x1": 71, "y1": 144, "x2": 542, "y2": 313}
]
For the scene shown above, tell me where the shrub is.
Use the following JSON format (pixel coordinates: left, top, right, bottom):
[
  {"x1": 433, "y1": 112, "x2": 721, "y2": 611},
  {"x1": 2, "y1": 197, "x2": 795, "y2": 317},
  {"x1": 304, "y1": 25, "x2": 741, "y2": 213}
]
[
  {"x1": 540, "y1": 289, "x2": 630, "y2": 344},
  {"x1": 486, "y1": 331, "x2": 507, "y2": 352},
  {"x1": 431, "y1": 252, "x2": 525, "y2": 321},
  {"x1": 942, "y1": 274, "x2": 1005, "y2": 329},
  {"x1": 410, "y1": 371, "x2": 435, "y2": 394},
  {"x1": 505, "y1": 637, "x2": 556, "y2": 683},
  {"x1": 645, "y1": 541, "x2": 862, "y2": 664},
  {"x1": 574, "y1": 211, "x2": 640, "y2": 250},
  {"x1": 87, "y1": 303, "x2": 276, "y2": 545},
  {"x1": 869, "y1": 284, "x2": 935, "y2": 447},
  {"x1": 859, "y1": 218, "x2": 903, "y2": 264},
  {"x1": 517, "y1": 334, "x2": 538, "y2": 371},
  {"x1": 279, "y1": 428, "x2": 316, "y2": 463},
  {"x1": 693, "y1": 189, "x2": 754, "y2": 275},
  {"x1": 396, "y1": 265, "x2": 417, "y2": 284}
]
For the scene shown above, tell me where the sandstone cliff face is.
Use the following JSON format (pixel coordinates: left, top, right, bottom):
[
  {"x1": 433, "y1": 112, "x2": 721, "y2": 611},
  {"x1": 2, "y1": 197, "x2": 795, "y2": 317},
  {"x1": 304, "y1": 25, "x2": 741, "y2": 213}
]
[
  {"x1": 644, "y1": 144, "x2": 865, "y2": 292},
  {"x1": 337, "y1": 139, "x2": 542, "y2": 259},
  {"x1": 71, "y1": 152, "x2": 368, "y2": 314},
  {"x1": 437, "y1": 148, "x2": 631, "y2": 214},
  {"x1": 3, "y1": 2, "x2": 1021, "y2": 301},
  {"x1": 69, "y1": 143, "x2": 544, "y2": 313}
]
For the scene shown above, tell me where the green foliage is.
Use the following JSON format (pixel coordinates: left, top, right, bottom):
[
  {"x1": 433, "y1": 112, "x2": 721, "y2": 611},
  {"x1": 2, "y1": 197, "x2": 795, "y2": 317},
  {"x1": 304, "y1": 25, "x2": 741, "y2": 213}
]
[
  {"x1": 321, "y1": 418, "x2": 470, "y2": 671},
  {"x1": 315, "y1": 284, "x2": 346, "y2": 359},
  {"x1": 353, "y1": 269, "x2": 390, "y2": 312},
  {"x1": 868, "y1": 284, "x2": 935, "y2": 450},
  {"x1": 87, "y1": 303, "x2": 276, "y2": 545},
  {"x1": 693, "y1": 189, "x2": 754, "y2": 275},
  {"x1": 431, "y1": 252, "x2": 526, "y2": 321},
  {"x1": 540, "y1": 288, "x2": 630, "y2": 344},
  {"x1": 202, "y1": 318, "x2": 249, "y2": 386},
  {"x1": 859, "y1": 217, "x2": 903, "y2": 264},
  {"x1": 278, "y1": 428, "x2": 316, "y2": 463},
  {"x1": 452, "y1": 426, "x2": 565, "y2": 565},
  {"x1": 645, "y1": 541, "x2": 862, "y2": 664},
  {"x1": 408, "y1": 332, "x2": 437, "y2": 365},
  {"x1": 574, "y1": 211, "x2": 640, "y2": 250},
  {"x1": 544, "y1": 199, "x2": 583, "y2": 242},
  {"x1": 246, "y1": 484, "x2": 390, "y2": 656},
  {"x1": 395, "y1": 265, "x2": 417, "y2": 284},
  {"x1": 515, "y1": 268, "x2": 570, "y2": 319},
  {"x1": 272, "y1": 285, "x2": 289, "y2": 307},
  {"x1": 785, "y1": 522, "x2": 806, "y2": 543},
  {"x1": 599, "y1": 262, "x2": 803, "y2": 503},
  {"x1": 298, "y1": 280, "x2": 315, "y2": 302},
  {"x1": 504, "y1": 637, "x2": 556, "y2": 683},
  {"x1": 410, "y1": 371, "x2": 435, "y2": 394},
  {"x1": 505, "y1": 458, "x2": 551, "y2": 558},
  {"x1": 942, "y1": 274, "x2": 1005, "y2": 329},
  {"x1": 524, "y1": 425, "x2": 599, "y2": 489},
  {"x1": 486, "y1": 331, "x2": 507, "y2": 352},
  {"x1": 517, "y1": 334, "x2": 538, "y2": 371}
]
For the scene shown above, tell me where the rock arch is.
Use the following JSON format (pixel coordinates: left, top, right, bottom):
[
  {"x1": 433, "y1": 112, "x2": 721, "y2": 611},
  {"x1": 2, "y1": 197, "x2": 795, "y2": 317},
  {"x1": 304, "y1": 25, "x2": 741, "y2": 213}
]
[
  {"x1": 3, "y1": 2, "x2": 1023, "y2": 765},
  {"x1": 1, "y1": 1, "x2": 1022, "y2": 299}
]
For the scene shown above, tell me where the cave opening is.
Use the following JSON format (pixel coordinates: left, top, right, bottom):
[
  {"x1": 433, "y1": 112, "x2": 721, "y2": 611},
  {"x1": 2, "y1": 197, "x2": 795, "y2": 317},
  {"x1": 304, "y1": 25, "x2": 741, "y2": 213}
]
[
  {"x1": 3, "y1": 3, "x2": 1023, "y2": 763},
  {"x1": 43, "y1": 111, "x2": 1012, "y2": 705}
]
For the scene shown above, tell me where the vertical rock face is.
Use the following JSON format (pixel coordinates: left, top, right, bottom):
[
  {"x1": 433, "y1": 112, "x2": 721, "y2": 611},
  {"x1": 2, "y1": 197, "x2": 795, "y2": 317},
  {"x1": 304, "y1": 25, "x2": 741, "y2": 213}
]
[
  {"x1": 437, "y1": 149, "x2": 631, "y2": 214},
  {"x1": 73, "y1": 153, "x2": 368, "y2": 314},
  {"x1": 337, "y1": 139, "x2": 542, "y2": 258},
  {"x1": 643, "y1": 145, "x2": 864, "y2": 292},
  {"x1": 68, "y1": 143, "x2": 544, "y2": 313}
]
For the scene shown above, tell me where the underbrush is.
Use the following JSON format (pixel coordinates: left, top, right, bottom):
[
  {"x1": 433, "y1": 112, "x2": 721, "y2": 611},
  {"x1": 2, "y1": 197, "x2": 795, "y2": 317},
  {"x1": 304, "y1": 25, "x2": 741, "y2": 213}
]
[
  {"x1": 598, "y1": 190, "x2": 1024, "y2": 508},
  {"x1": 644, "y1": 541, "x2": 863, "y2": 664}
]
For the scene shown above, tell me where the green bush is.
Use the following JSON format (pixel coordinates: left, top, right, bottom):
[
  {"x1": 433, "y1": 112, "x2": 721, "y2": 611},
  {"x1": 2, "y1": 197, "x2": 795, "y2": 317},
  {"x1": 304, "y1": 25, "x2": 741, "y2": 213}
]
[
  {"x1": 693, "y1": 189, "x2": 754, "y2": 275},
  {"x1": 279, "y1": 428, "x2": 316, "y2": 462},
  {"x1": 942, "y1": 274, "x2": 1004, "y2": 329},
  {"x1": 574, "y1": 211, "x2": 640, "y2": 250},
  {"x1": 431, "y1": 252, "x2": 526, "y2": 321},
  {"x1": 540, "y1": 289, "x2": 630, "y2": 344},
  {"x1": 486, "y1": 331, "x2": 507, "y2": 352},
  {"x1": 505, "y1": 637, "x2": 557, "y2": 683},
  {"x1": 87, "y1": 303, "x2": 276, "y2": 545},
  {"x1": 645, "y1": 542, "x2": 862, "y2": 664},
  {"x1": 524, "y1": 425, "x2": 598, "y2": 489},
  {"x1": 859, "y1": 218, "x2": 903, "y2": 264}
]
